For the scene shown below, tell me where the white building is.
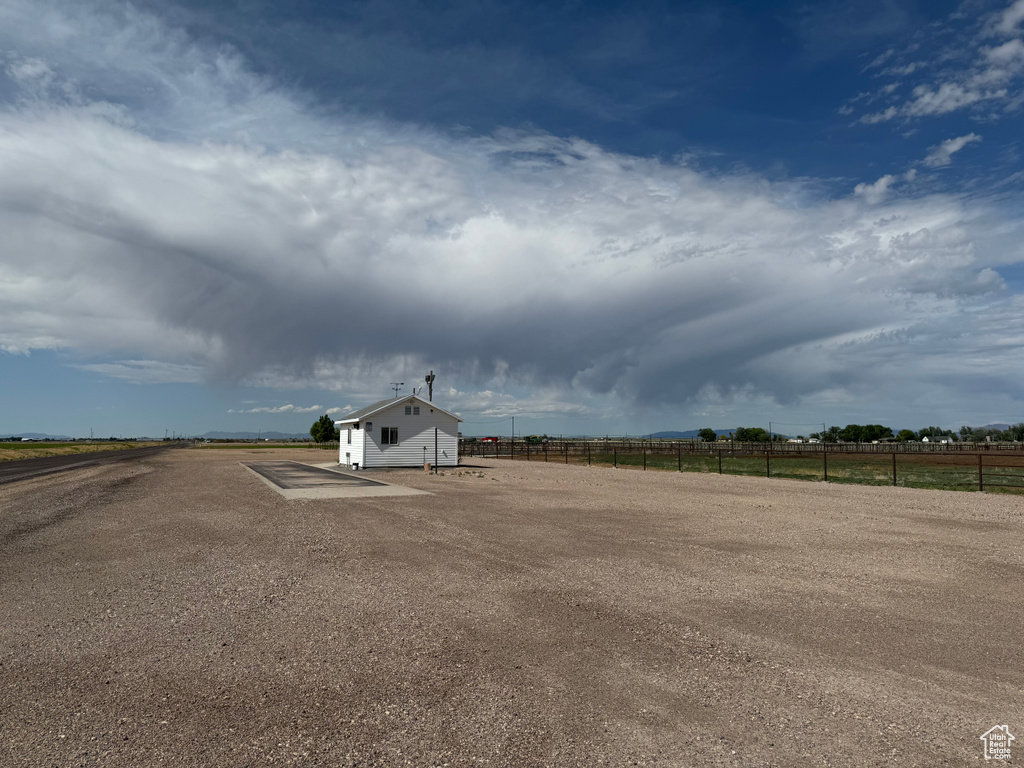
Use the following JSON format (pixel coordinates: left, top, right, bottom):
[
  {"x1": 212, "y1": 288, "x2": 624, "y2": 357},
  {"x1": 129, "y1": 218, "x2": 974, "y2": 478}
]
[{"x1": 335, "y1": 394, "x2": 462, "y2": 469}]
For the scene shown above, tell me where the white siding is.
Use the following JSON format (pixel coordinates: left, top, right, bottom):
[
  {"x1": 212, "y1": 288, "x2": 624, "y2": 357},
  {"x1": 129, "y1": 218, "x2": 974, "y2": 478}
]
[
  {"x1": 361, "y1": 402, "x2": 459, "y2": 467},
  {"x1": 338, "y1": 424, "x2": 367, "y2": 468}
]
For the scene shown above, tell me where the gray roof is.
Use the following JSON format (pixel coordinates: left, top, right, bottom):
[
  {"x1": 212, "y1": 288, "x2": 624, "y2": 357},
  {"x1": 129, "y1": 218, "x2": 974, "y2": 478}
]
[{"x1": 335, "y1": 393, "x2": 462, "y2": 424}]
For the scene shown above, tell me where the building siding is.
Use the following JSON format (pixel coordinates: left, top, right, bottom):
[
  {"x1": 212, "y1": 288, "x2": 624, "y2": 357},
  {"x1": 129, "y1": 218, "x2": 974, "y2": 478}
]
[{"x1": 339, "y1": 424, "x2": 365, "y2": 468}]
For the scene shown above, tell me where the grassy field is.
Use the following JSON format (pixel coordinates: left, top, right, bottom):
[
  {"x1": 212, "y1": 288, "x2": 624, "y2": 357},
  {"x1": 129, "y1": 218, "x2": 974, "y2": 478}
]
[
  {"x1": 510, "y1": 447, "x2": 1024, "y2": 493},
  {"x1": 0, "y1": 441, "x2": 162, "y2": 462}
]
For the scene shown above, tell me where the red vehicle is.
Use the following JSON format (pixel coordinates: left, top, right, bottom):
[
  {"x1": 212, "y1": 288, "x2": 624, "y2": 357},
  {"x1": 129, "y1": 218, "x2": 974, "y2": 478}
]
[{"x1": 481, "y1": 436, "x2": 500, "y2": 443}]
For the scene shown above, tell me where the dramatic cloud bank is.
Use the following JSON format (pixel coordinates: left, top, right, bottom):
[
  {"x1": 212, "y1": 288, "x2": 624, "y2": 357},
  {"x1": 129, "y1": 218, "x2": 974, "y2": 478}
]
[{"x1": 2, "y1": 0, "x2": 1024, "y2": 426}]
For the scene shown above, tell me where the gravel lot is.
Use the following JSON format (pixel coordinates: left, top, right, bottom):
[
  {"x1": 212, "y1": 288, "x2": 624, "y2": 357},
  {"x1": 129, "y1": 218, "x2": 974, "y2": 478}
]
[{"x1": 1, "y1": 448, "x2": 1021, "y2": 767}]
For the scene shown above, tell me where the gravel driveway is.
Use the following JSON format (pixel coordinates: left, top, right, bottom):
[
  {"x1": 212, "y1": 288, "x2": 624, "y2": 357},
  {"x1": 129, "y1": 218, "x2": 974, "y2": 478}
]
[{"x1": 1, "y1": 448, "x2": 1020, "y2": 767}]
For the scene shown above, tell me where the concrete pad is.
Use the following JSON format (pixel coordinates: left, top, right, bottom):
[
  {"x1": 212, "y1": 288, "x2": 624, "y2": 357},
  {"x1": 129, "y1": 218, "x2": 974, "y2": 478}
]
[{"x1": 242, "y1": 461, "x2": 431, "y2": 500}]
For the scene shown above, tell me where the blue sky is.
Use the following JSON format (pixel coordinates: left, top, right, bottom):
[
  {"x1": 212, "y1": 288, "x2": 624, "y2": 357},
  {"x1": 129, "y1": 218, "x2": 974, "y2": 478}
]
[{"x1": 2, "y1": 0, "x2": 1024, "y2": 438}]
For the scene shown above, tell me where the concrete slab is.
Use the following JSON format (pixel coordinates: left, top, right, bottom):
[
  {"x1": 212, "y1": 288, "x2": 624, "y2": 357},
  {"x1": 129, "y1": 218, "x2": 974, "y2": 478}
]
[{"x1": 242, "y1": 461, "x2": 431, "y2": 500}]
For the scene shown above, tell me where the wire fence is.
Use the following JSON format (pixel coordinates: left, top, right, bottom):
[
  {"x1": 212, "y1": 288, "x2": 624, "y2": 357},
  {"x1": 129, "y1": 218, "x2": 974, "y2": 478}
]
[{"x1": 459, "y1": 439, "x2": 1024, "y2": 493}]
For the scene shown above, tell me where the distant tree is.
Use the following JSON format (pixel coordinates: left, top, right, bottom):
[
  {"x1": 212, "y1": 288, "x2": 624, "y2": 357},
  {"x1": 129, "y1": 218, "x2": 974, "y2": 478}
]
[
  {"x1": 310, "y1": 414, "x2": 339, "y2": 443},
  {"x1": 1008, "y1": 423, "x2": 1024, "y2": 441},
  {"x1": 697, "y1": 428, "x2": 717, "y2": 442},
  {"x1": 864, "y1": 424, "x2": 894, "y2": 441},
  {"x1": 896, "y1": 429, "x2": 917, "y2": 442},
  {"x1": 838, "y1": 424, "x2": 864, "y2": 442},
  {"x1": 734, "y1": 427, "x2": 771, "y2": 442}
]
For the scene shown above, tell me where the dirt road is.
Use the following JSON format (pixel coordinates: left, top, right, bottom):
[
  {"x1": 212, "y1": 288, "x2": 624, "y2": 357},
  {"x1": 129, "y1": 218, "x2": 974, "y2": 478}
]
[{"x1": 1, "y1": 448, "x2": 1020, "y2": 766}]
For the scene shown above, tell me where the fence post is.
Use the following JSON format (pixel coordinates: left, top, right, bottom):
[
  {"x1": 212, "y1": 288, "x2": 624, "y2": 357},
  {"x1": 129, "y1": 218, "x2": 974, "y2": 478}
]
[
  {"x1": 527, "y1": 443, "x2": 530, "y2": 461},
  {"x1": 643, "y1": 444, "x2": 647, "y2": 470},
  {"x1": 544, "y1": 444, "x2": 548, "y2": 462},
  {"x1": 979, "y1": 453, "x2": 984, "y2": 492},
  {"x1": 766, "y1": 450, "x2": 770, "y2": 478},
  {"x1": 565, "y1": 443, "x2": 568, "y2": 464},
  {"x1": 588, "y1": 444, "x2": 591, "y2": 466},
  {"x1": 823, "y1": 449, "x2": 828, "y2": 482},
  {"x1": 892, "y1": 452, "x2": 897, "y2": 486},
  {"x1": 614, "y1": 447, "x2": 617, "y2": 468},
  {"x1": 678, "y1": 443, "x2": 682, "y2": 472},
  {"x1": 718, "y1": 449, "x2": 722, "y2": 474}
]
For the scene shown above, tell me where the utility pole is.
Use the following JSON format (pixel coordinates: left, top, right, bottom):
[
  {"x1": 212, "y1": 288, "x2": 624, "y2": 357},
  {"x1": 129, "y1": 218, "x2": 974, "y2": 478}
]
[{"x1": 424, "y1": 371, "x2": 435, "y2": 401}]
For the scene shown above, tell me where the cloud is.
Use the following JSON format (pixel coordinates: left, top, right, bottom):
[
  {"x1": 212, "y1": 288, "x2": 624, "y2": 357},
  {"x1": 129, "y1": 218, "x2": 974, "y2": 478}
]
[
  {"x1": 228, "y1": 404, "x2": 349, "y2": 415},
  {"x1": 985, "y1": 38, "x2": 1024, "y2": 65},
  {"x1": 923, "y1": 133, "x2": 983, "y2": 167},
  {"x1": 995, "y1": 0, "x2": 1024, "y2": 34},
  {"x1": 853, "y1": 174, "x2": 898, "y2": 204},
  {"x1": 853, "y1": 1, "x2": 1024, "y2": 124},
  {"x1": 905, "y1": 82, "x2": 1008, "y2": 116},
  {"x1": 1, "y1": 0, "x2": 1024, "y2": 423}
]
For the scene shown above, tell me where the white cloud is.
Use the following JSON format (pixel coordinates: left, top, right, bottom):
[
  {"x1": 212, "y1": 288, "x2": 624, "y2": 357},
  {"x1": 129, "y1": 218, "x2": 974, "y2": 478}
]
[
  {"x1": 923, "y1": 133, "x2": 983, "y2": 167},
  {"x1": 853, "y1": 174, "x2": 898, "y2": 204},
  {"x1": 995, "y1": 0, "x2": 1024, "y2": 35},
  {"x1": 859, "y1": 105, "x2": 899, "y2": 124},
  {"x1": 985, "y1": 38, "x2": 1024, "y2": 65},
  {"x1": 228, "y1": 404, "x2": 347, "y2": 415},
  {"x1": 905, "y1": 81, "x2": 1007, "y2": 116},
  {"x1": 853, "y1": 1, "x2": 1024, "y2": 124}
]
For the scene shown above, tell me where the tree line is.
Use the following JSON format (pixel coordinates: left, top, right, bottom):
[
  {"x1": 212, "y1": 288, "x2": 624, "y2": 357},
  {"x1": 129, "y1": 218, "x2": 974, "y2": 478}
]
[{"x1": 695, "y1": 423, "x2": 1024, "y2": 443}]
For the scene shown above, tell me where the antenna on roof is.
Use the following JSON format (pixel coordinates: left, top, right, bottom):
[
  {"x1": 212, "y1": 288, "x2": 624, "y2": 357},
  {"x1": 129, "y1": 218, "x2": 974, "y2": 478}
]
[
  {"x1": 424, "y1": 370, "x2": 435, "y2": 401},
  {"x1": 391, "y1": 382, "x2": 404, "y2": 398}
]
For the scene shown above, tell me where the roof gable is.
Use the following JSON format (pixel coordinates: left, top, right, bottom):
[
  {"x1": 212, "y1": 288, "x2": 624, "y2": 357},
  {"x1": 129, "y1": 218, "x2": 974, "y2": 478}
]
[{"x1": 336, "y1": 394, "x2": 462, "y2": 423}]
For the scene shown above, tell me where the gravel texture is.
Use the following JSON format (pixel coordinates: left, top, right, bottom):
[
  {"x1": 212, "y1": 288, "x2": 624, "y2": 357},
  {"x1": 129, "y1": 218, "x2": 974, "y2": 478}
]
[{"x1": 1, "y1": 448, "x2": 1021, "y2": 767}]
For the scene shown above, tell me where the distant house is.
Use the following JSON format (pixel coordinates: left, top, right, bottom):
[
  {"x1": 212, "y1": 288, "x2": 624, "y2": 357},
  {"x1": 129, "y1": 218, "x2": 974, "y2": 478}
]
[{"x1": 335, "y1": 394, "x2": 462, "y2": 469}]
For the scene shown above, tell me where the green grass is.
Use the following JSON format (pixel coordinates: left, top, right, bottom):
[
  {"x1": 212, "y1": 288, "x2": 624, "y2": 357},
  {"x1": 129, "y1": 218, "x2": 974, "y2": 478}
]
[{"x1": 505, "y1": 448, "x2": 1024, "y2": 493}]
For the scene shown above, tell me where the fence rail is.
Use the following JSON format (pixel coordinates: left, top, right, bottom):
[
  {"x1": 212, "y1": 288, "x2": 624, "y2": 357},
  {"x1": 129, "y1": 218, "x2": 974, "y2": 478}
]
[{"x1": 459, "y1": 439, "x2": 1024, "y2": 492}]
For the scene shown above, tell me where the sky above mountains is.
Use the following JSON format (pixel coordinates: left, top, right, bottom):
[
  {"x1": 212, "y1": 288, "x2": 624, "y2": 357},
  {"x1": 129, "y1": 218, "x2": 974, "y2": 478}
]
[{"x1": 2, "y1": 0, "x2": 1023, "y2": 437}]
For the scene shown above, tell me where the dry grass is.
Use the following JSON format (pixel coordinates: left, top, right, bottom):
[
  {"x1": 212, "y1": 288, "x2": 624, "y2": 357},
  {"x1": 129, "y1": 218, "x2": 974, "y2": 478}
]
[{"x1": 0, "y1": 441, "x2": 160, "y2": 462}]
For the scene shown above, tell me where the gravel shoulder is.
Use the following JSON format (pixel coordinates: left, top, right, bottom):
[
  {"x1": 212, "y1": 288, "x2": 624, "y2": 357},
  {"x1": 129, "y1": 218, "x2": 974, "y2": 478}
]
[{"x1": 1, "y1": 448, "x2": 1021, "y2": 767}]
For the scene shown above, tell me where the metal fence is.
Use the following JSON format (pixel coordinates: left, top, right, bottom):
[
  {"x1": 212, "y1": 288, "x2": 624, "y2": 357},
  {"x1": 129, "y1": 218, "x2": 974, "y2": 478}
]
[{"x1": 459, "y1": 439, "x2": 1024, "y2": 492}]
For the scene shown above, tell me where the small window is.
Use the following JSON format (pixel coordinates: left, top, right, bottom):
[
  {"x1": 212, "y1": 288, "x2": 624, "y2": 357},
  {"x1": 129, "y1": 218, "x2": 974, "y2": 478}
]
[
  {"x1": 347, "y1": 428, "x2": 351, "y2": 445},
  {"x1": 413, "y1": 406, "x2": 420, "y2": 415},
  {"x1": 381, "y1": 427, "x2": 398, "y2": 445}
]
